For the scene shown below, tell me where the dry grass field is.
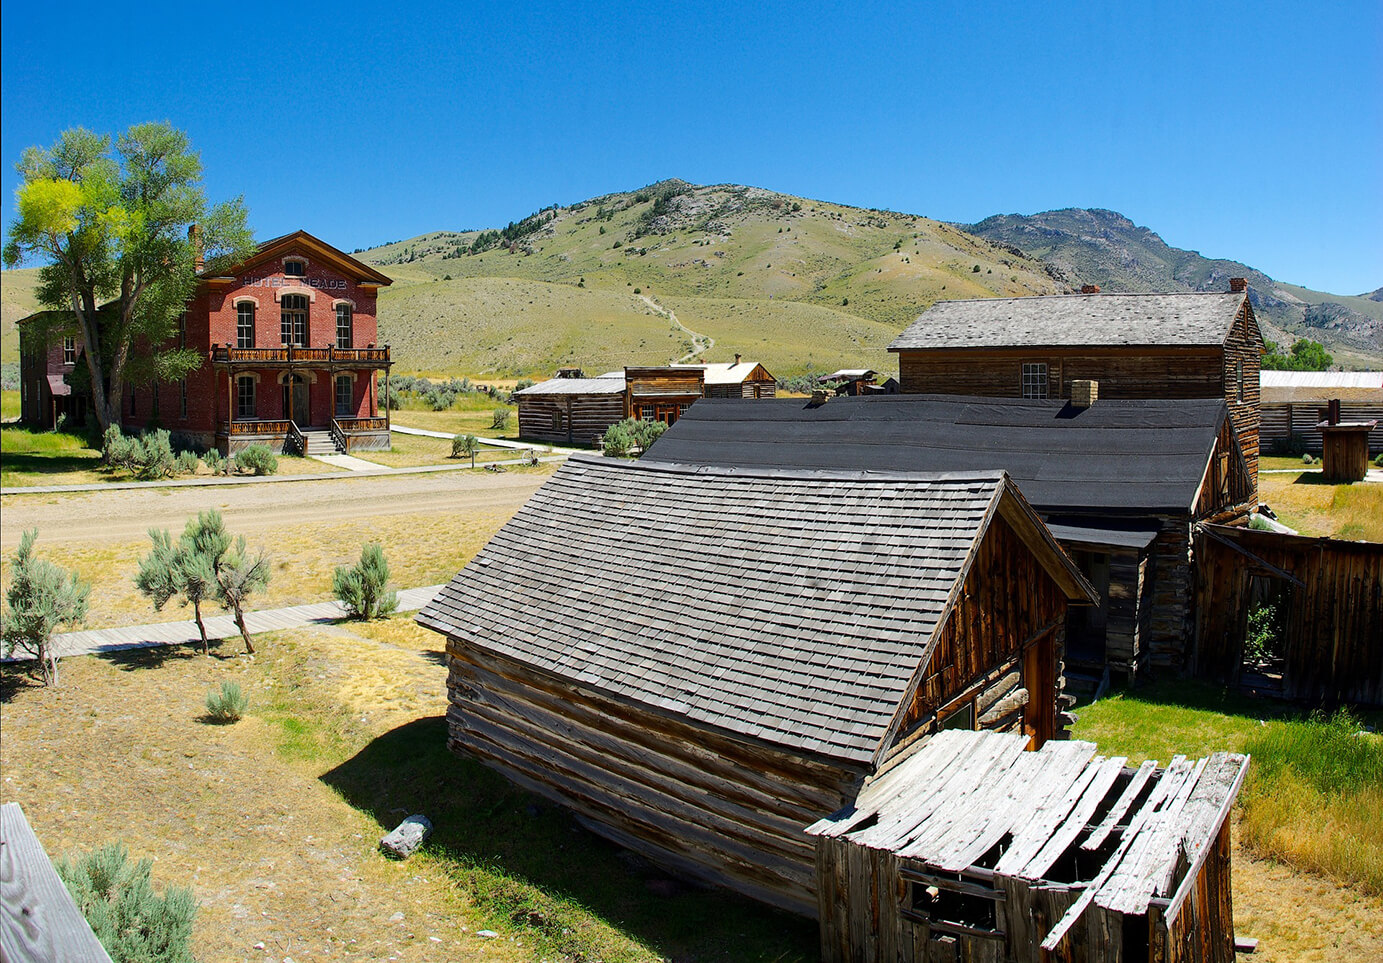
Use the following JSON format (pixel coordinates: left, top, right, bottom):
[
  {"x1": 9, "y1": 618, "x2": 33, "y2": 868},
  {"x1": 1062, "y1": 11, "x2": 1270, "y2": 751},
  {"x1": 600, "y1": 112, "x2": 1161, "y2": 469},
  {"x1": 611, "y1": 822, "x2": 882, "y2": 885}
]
[{"x1": 1258, "y1": 470, "x2": 1383, "y2": 541}]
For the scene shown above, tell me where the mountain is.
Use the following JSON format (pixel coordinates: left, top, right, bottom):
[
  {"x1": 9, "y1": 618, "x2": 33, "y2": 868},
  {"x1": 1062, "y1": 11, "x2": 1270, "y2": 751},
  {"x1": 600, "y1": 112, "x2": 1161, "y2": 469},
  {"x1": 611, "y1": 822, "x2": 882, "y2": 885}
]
[
  {"x1": 357, "y1": 180, "x2": 1064, "y2": 377},
  {"x1": 963, "y1": 209, "x2": 1382, "y2": 368}
]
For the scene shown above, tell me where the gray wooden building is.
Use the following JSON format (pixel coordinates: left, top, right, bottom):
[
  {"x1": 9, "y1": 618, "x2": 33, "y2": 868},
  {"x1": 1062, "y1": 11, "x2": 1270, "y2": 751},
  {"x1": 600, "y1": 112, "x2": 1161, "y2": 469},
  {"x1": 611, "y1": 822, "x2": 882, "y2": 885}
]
[
  {"x1": 514, "y1": 371, "x2": 626, "y2": 445},
  {"x1": 644, "y1": 394, "x2": 1256, "y2": 685},
  {"x1": 418, "y1": 456, "x2": 1094, "y2": 916}
]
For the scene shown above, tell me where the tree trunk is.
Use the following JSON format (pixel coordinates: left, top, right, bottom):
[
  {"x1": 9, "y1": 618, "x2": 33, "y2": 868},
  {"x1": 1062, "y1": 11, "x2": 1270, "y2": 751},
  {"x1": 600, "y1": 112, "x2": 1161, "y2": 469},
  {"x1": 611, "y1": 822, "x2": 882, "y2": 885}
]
[
  {"x1": 192, "y1": 600, "x2": 209, "y2": 655},
  {"x1": 233, "y1": 602, "x2": 254, "y2": 654}
]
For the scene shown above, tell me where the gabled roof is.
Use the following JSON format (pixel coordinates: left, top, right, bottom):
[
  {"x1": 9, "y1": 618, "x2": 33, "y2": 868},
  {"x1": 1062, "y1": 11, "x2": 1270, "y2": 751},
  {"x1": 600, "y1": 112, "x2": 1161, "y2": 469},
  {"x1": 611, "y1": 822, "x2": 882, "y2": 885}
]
[
  {"x1": 514, "y1": 375, "x2": 625, "y2": 397},
  {"x1": 671, "y1": 361, "x2": 773, "y2": 384},
  {"x1": 642, "y1": 394, "x2": 1235, "y2": 513},
  {"x1": 823, "y1": 369, "x2": 877, "y2": 381},
  {"x1": 201, "y1": 229, "x2": 393, "y2": 286},
  {"x1": 889, "y1": 292, "x2": 1250, "y2": 351},
  {"x1": 418, "y1": 456, "x2": 1089, "y2": 766}
]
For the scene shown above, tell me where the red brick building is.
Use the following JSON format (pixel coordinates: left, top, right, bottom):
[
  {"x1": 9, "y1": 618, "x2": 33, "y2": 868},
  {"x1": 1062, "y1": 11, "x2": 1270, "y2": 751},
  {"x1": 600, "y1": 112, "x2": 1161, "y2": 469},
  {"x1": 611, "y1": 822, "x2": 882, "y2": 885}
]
[{"x1": 19, "y1": 230, "x2": 394, "y2": 454}]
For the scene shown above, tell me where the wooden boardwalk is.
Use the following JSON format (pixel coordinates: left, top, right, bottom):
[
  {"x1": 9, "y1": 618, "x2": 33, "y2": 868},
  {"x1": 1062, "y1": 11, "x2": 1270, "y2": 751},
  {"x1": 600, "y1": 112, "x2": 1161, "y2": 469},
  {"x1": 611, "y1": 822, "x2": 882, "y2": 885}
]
[{"x1": 5, "y1": 586, "x2": 444, "y2": 661}]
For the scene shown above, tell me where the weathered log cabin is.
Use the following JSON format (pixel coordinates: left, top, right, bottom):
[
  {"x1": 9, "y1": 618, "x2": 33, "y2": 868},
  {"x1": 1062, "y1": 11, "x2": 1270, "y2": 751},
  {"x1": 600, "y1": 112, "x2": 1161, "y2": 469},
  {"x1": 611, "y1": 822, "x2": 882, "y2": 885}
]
[
  {"x1": 889, "y1": 282, "x2": 1263, "y2": 488},
  {"x1": 810, "y1": 729, "x2": 1249, "y2": 963},
  {"x1": 625, "y1": 359, "x2": 776, "y2": 425},
  {"x1": 418, "y1": 456, "x2": 1095, "y2": 916},
  {"x1": 1259, "y1": 370, "x2": 1383, "y2": 454},
  {"x1": 514, "y1": 370, "x2": 625, "y2": 445},
  {"x1": 643, "y1": 394, "x2": 1256, "y2": 684}
]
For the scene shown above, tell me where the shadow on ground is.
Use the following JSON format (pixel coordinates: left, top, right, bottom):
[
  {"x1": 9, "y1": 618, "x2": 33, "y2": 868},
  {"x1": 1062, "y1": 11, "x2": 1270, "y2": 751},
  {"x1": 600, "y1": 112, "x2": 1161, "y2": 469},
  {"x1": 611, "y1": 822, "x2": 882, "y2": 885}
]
[
  {"x1": 98, "y1": 643, "x2": 240, "y2": 673},
  {"x1": 322, "y1": 715, "x2": 818, "y2": 962}
]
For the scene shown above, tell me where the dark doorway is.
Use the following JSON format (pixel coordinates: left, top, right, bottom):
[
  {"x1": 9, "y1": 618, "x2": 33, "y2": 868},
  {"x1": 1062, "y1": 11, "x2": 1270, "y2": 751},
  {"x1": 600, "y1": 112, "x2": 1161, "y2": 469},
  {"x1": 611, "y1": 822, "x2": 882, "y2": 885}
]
[
  {"x1": 283, "y1": 375, "x2": 310, "y2": 426},
  {"x1": 1065, "y1": 550, "x2": 1110, "y2": 666}
]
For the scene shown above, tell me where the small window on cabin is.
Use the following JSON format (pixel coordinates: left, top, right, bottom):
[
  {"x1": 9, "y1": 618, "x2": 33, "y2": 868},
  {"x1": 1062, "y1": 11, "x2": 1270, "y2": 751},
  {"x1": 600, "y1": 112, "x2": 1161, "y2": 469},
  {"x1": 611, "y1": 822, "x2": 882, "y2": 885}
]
[
  {"x1": 1022, "y1": 362, "x2": 1048, "y2": 399},
  {"x1": 938, "y1": 701, "x2": 975, "y2": 732},
  {"x1": 63, "y1": 337, "x2": 76, "y2": 365},
  {"x1": 1236, "y1": 359, "x2": 1244, "y2": 402},
  {"x1": 905, "y1": 873, "x2": 1001, "y2": 937},
  {"x1": 551, "y1": 410, "x2": 564, "y2": 431},
  {"x1": 640, "y1": 405, "x2": 654, "y2": 422},
  {"x1": 284, "y1": 259, "x2": 306, "y2": 277},
  {"x1": 237, "y1": 302, "x2": 255, "y2": 348}
]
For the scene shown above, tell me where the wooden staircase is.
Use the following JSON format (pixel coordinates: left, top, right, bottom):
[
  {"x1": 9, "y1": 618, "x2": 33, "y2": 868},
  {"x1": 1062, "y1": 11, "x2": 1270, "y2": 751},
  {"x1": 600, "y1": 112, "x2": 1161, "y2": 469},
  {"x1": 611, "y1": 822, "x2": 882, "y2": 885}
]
[{"x1": 299, "y1": 429, "x2": 342, "y2": 456}]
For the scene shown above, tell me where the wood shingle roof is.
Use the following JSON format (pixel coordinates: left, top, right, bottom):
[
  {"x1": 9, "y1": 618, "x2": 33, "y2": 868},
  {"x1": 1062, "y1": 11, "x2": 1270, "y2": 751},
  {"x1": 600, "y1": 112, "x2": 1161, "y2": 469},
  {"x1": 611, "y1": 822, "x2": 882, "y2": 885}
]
[
  {"x1": 889, "y1": 292, "x2": 1249, "y2": 351},
  {"x1": 419, "y1": 457, "x2": 1047, "y2": 765}
]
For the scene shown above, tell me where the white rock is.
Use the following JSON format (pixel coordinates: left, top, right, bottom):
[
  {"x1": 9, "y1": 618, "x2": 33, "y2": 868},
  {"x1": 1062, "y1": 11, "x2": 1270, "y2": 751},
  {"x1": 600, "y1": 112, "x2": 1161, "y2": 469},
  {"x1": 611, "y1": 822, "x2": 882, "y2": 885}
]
[{"x1": 477, "y1": 929, "x2": 499, "y2": 938}]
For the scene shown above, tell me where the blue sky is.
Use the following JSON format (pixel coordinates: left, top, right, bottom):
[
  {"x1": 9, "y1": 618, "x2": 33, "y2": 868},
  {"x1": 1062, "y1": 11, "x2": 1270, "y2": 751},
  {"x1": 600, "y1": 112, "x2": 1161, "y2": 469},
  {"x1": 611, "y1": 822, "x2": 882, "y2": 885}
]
[{"x1": 3, "y1": 0, "x2": 1380, "y2": 293}]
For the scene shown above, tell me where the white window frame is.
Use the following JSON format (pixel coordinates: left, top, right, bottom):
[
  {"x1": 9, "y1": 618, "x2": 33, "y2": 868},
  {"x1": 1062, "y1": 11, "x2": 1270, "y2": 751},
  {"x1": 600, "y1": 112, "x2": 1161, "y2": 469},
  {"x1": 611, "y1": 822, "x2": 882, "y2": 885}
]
[{"x1": 1021, "y1": 362, "x2": 1049, "y2": 400}]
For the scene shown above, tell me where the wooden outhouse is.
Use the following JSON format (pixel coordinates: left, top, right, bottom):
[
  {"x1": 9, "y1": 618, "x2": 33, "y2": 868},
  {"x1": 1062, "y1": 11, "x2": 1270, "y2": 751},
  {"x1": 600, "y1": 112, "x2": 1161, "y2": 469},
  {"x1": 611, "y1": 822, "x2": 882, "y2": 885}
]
[
  {"x1": 810, "y1": 730, "x2": 1249, "y2": 963},
  {"x1": 889, "y1": 283, "x2": 1263, "y2": 487},
  {"x1": 418, "y1": 457, "x2": 1094, "y2": 915},
  {"x1": 514, "y1": 371, "x2": 625, "y2": 445},
  {"x1": 645, "y1": 395, "x2": 1255, "y2": 685}
]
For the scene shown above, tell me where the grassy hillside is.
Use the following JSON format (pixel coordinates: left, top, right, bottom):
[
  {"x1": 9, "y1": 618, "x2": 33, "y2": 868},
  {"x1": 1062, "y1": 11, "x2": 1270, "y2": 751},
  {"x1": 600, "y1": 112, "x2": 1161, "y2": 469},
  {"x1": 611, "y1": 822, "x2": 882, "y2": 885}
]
[
  {"x1": 363, "y1": 181, "x2": 1065, "y2": 377},
  {"x1": 1, "y1": 267, "x2": 43, "y2": 364}
]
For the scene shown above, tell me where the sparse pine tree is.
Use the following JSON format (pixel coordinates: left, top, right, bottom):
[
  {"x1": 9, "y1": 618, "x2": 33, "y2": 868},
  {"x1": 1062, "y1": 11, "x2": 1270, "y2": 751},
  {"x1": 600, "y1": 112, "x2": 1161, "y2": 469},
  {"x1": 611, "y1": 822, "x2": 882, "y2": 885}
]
[
  {"x1": 332, "y1": 543, "x2": 398, "y2": 621},
  {"x1": 2, "y1": 529, "x2": 90, "y2": 687},
  {"x1": 216, "y1": 536, "x2": 270, "y2": 654}
]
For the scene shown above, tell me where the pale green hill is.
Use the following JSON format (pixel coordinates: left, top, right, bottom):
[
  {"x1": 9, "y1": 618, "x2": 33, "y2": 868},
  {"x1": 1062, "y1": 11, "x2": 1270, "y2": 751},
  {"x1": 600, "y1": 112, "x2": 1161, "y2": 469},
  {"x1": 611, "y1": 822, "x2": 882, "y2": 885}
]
[
  {"x1": 362, "y1": 181, "x2": 1066, "y2": 377},
  {"x1": 1, "y1": 267, "x2": 44, "y2": 363}
]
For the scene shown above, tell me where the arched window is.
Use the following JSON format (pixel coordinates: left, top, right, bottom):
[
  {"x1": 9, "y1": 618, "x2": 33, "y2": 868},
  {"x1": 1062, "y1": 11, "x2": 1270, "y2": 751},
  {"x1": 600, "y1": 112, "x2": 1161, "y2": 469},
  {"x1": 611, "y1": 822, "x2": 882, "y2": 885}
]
[
  {"x1": 280, "y1": 294, "x2": 308, "y2": 346},
  {"x1": 237, "y1": 302, "x2": 255, "y2": 348},
  {"x1": 336, "y1": 303, "x2": 353, "y2": 349},
  {"x1": 284, "y1": 258, "x2": 306, "y2": 277}
]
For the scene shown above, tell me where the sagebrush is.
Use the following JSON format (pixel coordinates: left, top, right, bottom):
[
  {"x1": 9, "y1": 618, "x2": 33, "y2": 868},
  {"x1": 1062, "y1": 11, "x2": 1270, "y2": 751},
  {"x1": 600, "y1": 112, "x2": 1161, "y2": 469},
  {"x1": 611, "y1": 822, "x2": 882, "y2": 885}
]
[{"x1": 56, "y1": 843, "x2": 197, "y2": 963}]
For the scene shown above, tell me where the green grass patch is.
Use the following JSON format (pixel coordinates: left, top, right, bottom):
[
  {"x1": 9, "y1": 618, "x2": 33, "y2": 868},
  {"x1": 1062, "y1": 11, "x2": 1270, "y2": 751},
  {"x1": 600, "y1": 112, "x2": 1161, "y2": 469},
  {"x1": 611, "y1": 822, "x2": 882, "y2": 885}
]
[
  {"x1": 1, "y1": 389, "x2": 18, "y2": 421},
  {"x1": 0, "y1": 425, "x2": 108, "y2": 487},
  {"x1": 1073, "y1": 681, "x2": 1383, "y2": 894}
]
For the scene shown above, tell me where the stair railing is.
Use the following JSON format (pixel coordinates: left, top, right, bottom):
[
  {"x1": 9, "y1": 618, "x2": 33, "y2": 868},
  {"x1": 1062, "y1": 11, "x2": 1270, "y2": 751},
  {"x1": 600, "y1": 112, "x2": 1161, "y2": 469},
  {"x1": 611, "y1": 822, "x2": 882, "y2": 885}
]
[
  {"x1": 329, "y1": 418, "x2": 349, "y2": 454},
  {"x1": 286, "y1": 420, "x2": 305, "y2": 456}
]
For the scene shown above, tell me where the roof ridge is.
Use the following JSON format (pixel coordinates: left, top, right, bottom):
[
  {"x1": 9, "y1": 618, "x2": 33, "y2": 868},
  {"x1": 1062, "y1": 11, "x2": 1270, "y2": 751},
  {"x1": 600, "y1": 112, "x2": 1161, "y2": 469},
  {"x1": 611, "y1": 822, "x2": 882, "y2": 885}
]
[
  {"x1": 928, "y1": 291, "x2": 1243, "y2": 305},
  {"x1": 568, "y1": 454, "x2": 1008, "y2": 485}
]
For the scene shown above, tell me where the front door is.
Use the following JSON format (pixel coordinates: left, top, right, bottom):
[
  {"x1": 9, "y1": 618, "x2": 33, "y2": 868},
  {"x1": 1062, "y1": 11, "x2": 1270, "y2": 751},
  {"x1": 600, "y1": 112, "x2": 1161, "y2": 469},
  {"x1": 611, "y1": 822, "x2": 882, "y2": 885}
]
[{"x1": 283, "y1": 376, "x2": 310, "y2": 425}]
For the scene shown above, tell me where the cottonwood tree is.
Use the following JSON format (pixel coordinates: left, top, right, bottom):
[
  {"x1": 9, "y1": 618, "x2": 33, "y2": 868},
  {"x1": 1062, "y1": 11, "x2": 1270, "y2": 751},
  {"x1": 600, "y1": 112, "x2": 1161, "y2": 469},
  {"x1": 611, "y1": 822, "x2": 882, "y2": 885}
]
[
  {"x1": 134, "y1": 511, "x2": 228, "y2": 654},
  {"x1": 217, "y1": 537, "x2": 270, "y2": 655},
  {"x1": 2, "y1": 530, "x2": 90, "y2": 687},
  {"x1": 2, "y1": 122, "x2": 255, "y2": 431}
]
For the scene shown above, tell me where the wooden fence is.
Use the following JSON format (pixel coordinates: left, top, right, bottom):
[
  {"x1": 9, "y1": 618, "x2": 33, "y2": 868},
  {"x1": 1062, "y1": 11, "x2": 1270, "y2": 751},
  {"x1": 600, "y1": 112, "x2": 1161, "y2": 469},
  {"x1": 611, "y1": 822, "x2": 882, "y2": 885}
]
[{"x1": 1193, "y1": 524, "x2": 1383, "y2": 705}]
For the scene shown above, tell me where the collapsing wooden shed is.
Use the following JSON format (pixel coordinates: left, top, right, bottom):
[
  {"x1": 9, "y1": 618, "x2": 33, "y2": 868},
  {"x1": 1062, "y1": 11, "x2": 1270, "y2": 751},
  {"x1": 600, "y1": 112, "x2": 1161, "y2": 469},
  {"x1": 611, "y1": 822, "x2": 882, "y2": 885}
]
[
  {"x1": 809, "y1": 730, "x2": 1248, "y2": 963},
  {"x1": 418, "y1": 456, "x2": 1095, "y2": 915}
]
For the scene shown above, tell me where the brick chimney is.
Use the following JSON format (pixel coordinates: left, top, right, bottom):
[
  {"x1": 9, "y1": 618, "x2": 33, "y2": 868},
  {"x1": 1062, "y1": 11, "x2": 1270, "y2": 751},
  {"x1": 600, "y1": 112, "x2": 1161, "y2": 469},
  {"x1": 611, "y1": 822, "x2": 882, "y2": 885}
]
[
  {"x1": 1080, "y1": 284, "x2": 1100, "y2": 294},
  {"x1": 809, "y1": 389, "x2": 828, "y2": 407},
  {"x1": 188, "y1": 223, "x2": 204, "y2": 273},
  {"x1": 1229, "y1": 277, "x2": 1248, "y2": 293},
  {"x1": 1071, "y1": 380, "x2": 1099, "y2": 409}
]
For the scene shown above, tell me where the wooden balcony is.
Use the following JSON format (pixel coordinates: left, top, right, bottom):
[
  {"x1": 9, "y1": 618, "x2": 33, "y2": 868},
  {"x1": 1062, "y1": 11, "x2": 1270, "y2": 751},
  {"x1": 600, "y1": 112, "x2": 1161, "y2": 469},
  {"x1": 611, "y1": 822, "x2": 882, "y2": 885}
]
[{"x1": 211, "y1": 345, "x2": 390, "y2": 366}]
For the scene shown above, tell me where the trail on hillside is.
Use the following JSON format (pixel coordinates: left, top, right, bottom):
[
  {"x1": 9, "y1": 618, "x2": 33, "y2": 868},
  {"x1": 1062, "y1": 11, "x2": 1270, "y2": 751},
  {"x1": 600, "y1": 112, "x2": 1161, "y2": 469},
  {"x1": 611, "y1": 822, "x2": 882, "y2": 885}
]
[{"x1": 637, "y1": 293, "x2": 714, "y2": 363}]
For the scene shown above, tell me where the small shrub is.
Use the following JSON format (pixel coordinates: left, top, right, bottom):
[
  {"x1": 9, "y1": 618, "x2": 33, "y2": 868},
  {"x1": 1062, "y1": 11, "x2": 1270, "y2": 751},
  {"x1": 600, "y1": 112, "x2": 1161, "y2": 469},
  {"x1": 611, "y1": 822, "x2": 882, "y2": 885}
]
[
  {"x1": 174, "y1": 450, "x2": 200, "y2": 475},
  {"x1": 1375, "y1": 452, "x2": 1383, "y2": 468},
  {"x1": 132, "y1": 430, "x2": 175, "y2": 480},
  {"x1": 1301, "y1": 452, "x2": 1316, "y2": 465},
  {"x1": 202, "y1": 449, "x2": 227, "y2": 475},
  {"x1": 491, "y1": 409, "x2": 512, "y2": 431},
  {"x1": 601, "y1": 418, "x2": 667, "y2": 457},
  {"x1": 425, "y1": 387, "x2": 456, "y2": 411},
  {"x1": 234, "y1": 444, "x2": 278, "y2": 476},
  {"x1": 102, "y1": 425, "x2": 135, "y2": 470},
  {"x1": 332, "y1": 542, "x2": 398, "y2": 620},
  {"x1": 56, "y1": 843, "x2": 197, "y2": 963},
  {"x1": 972, "y1": 264, "x2": 981, "y2": 272},
  {"x1": 633, "y1": 287, "x2": 641, "y2": 294},
  {"x1": 1244, "y1": 600, "x2": 1282, "y2": 663},
  {"x1": 205, "y1": 681, "x2": 248, "y2": 722},
  {"x1": 452, "y1": 434, "x2": 479, "y2": 458}
]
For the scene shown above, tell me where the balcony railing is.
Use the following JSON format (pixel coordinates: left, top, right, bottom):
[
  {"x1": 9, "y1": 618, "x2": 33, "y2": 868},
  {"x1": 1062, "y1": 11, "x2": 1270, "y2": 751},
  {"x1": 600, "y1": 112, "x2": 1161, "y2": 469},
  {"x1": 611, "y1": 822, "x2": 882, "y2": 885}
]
[
  {"x1": 225, "y1": 419, "x2": 291, "y2": 436},
  {"x1": 211, "y1": 345, "x2": 390, "y2": 365}
]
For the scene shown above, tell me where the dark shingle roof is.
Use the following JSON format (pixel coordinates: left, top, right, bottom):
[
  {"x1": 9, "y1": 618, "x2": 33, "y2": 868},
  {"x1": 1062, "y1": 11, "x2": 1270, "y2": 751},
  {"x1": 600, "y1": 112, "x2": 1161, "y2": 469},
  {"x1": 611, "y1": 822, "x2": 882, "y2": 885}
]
[
  {"x1": 642, "y1": 395, "x2": 1230, "y2": 513},
  {"x1": 889, "y1": 292, "x2": 1248, "y2": 351},
  {"x1": 418, "y1": 456, "x2": 1012, "y2": 765}
]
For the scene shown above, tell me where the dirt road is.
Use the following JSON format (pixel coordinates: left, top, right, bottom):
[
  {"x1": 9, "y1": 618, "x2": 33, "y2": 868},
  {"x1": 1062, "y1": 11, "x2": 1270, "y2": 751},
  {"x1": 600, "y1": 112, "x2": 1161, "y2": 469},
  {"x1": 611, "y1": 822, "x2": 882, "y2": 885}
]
[{"x1": 0, "y1": 470, "x2": 550, "y2": 549}]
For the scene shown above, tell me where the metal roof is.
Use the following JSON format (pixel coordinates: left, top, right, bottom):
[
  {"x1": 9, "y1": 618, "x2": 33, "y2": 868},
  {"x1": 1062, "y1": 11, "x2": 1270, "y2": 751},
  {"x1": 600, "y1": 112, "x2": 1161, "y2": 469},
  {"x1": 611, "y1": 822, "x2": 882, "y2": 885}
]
[
  {"x1": 1260, "y1": 370, "x2": 1383, "y2": 404},
  {"x1": 514, "y1": 376, "x2": 625, "y2": 396},
  {"x1": 642, "y1": 394, "x2": 1231, "y2": 513},
  {"x1": 889, "y1": 292, "x2": 1249, "y2": 350},
  {"x1": 671, "y1": 362, "x2": 770, "y2": 385},
  {"x1": 419, "y1": 457, "x2": 1024, "y2": 765}
]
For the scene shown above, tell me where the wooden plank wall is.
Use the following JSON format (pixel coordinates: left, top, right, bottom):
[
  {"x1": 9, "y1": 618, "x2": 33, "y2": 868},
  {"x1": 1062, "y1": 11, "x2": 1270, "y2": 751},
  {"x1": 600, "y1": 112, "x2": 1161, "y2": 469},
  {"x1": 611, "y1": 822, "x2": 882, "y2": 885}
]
[
  {"x1": 1193, "y1": 525, "x2": 1383, "y2": 705},
  {"x1": 1150, "y1": 819, "x2": 1236, "y2": 963},
  {"x1": 445, "y1": 646, "x2": 867, "y2": 917},
  {"x1": 1222, "y1": 303, "x2": 1262, "y2": 488},
  {"x1": 897, "y1": 517, "x2": 1066, "y2": 743},
  {"x1": 517, "y1": 394, "x2": 624, "y2": 446},
  {"x1": 1262, "y1": 403, "x2": 1383, "y2": 454}
]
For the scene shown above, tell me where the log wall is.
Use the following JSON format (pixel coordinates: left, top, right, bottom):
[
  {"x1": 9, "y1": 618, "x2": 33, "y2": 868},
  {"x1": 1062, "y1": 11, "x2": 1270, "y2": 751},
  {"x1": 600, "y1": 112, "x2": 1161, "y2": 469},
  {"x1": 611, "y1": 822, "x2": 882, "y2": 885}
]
[
  {"x1": 444, "y1": 646, "x2": 867, "y2": 917},
  {"x1": 517, "y1": 393, "x2": 625, "y2": 446},
  {"x1": 897, "y1": 517, "x2": 1067, "y2": 746},
  {"x1": 1262, "y1": 403, "x2": 1383, "y2": 454},
  {"x1": 1193, "y1": 525, "x2": 1383, "y2": 705}
]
